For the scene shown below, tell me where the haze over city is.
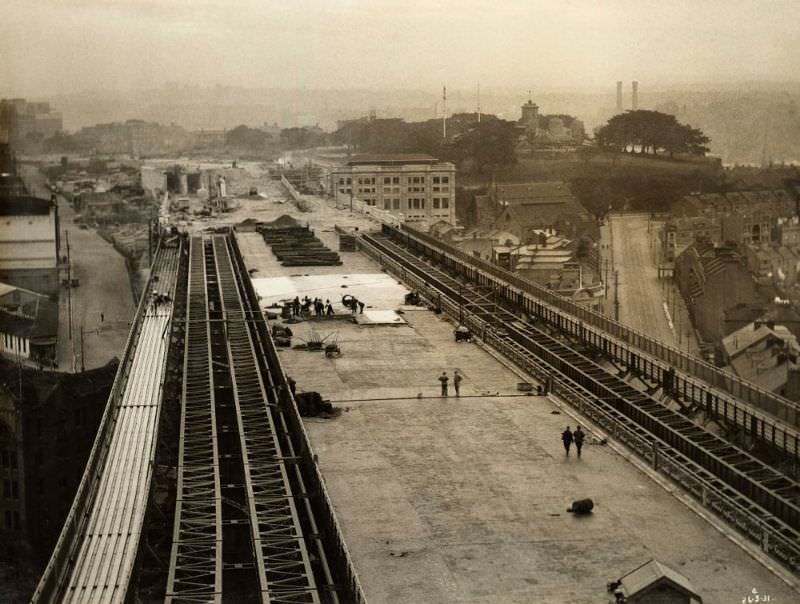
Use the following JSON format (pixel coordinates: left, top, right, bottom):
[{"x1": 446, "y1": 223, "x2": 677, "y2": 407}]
[{"x1": 3, "y1": 0, "x2": 800, "y2": 96}]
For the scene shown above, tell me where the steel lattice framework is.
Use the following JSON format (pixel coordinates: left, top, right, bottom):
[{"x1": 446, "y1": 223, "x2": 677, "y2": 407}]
[
  {"x1": 167, "y1": 235, "x2": 317, "y2": 603},
  {"x1": 212, "y1": 236, "x2": 318, "y2": 603},
  {"x1": 166, "y1": 237, "x2": 223, "y2": 602},
  {"x1": 33, "y1": 232, "x2": 364, "y2": 603}
]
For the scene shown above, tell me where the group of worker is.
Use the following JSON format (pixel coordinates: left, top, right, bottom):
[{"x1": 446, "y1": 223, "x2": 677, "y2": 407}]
[
  {"x1": 561, "y1": 425, "x2": 586, "y2": 457},
  {"x1": 291, "y1": 296, "x2": 335, "y2": 319},
  {"x1": 437, "y1": 370, "x2": 589, "y2": 459},
  {"x1": 149, "y1": 290, "x2": 172, "y2": 315},
  {"x1": 437, "y1": 370, "x2": 463, "y2": 397}
]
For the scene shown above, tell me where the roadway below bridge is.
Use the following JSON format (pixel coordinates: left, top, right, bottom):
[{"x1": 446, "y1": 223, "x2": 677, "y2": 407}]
[
  {"x1": 19, "y1": 163, "x2": 137, "y2": 372},
  {"x1": 604, "y1": 213, "x2": 699, "y2": 356}
]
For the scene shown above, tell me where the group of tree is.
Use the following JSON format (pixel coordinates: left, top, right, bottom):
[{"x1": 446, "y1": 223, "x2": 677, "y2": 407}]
[
  {"x1": 569, "y1": 165, "x2": 722, "y2": 221},
  {"x1": 225, "y1": 125, "x2": 271, "y2": 149},
  {"x1": 333, "y1": 113, "x2": 516, "y2": 174},
  {"x1": 223, "y1": 124, "x2": 328, "y2": 151},
  {"x1": 595, "y1": 110, "x2": 710, "y2": 157}
]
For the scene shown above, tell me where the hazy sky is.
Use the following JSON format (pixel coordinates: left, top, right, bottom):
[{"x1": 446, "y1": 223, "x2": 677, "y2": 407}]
[{"x1": 2, "y1": 0, "x2": 799, "y2": 97}]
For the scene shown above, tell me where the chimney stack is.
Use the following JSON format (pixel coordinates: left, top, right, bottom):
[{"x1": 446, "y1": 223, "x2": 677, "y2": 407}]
[
  {"x1": 616, "y1": 81, "x2": 623, "y2": 111},
  {"x1": 632, "y1": 81, "x2": 639, "y2": 110}
]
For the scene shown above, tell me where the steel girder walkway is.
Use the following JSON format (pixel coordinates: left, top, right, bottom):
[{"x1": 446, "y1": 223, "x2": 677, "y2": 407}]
[
  {"x1": 166, "y1": 235, "x2": 317, "y2": 603},
  {"x1": 166, "y1": 236, "x2": 223, "y2": 602}
]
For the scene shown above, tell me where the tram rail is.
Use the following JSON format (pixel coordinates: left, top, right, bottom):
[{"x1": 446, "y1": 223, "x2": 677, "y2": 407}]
[{"x1": 168, "y1": 234, "x2": 322, "y2": 602}]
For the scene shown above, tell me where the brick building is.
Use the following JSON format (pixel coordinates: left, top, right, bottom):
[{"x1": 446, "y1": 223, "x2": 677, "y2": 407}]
[
  {"x1": 670, "y1": 190, "x2": 795, "y2": 246},
  {"x1": 478, "y1": 182, "x2": 593, "y2": 242},
  {"x1": 674, "y1": 241, "x2": 760, "y2": 343},
  {"x1": 0, "y1": 360, "x2": 117, "y2": 563}
]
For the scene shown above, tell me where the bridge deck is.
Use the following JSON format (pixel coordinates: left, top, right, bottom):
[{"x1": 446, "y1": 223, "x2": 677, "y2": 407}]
[{"x1": 233, "y1": 221, "x2": 800, "y2": 602}]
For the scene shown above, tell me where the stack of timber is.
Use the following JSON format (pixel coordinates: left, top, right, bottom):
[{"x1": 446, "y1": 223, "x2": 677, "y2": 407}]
[
  {"x1": 261, "y1": 225, "x2": 342, "y2": 266},
  {"x1": 334, "y1": 225, "x2": 358, "y2": 252}
]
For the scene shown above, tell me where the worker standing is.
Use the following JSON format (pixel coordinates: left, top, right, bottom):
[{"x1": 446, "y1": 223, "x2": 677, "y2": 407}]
[
  {"x1": 562, "y1": 426, "x2": 574, "y2": 456},
  {"x1": 453, "y1": 370, "x2": 463, "y2": 397},
  {"x1": 574, "y1": 425, "x2": 585, "y2": 458},
  {"x1": 438, "y1": 371, "x2": 449, "y2": 397}
]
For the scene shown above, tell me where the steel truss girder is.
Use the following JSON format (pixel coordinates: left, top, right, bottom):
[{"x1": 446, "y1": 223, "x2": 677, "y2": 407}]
[{"x1": 167, "y1": 237, "x2": 223, "y2": 602}]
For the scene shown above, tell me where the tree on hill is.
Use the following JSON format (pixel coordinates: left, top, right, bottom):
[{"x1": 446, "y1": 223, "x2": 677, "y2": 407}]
[
  {"x1": 446, "y1": 118, "x2": 517, "y2": 173},
  {"x1": 225, "y1": 125, "x2": 269, "y2": 149},
  {"x1": 570, "y1": 166, "x2": 722, "y2": 220},
  {"x1": 596, "y1": 110, "x2": 709, "y2": 157},
  {"x1": 280, "y1": 127, "x2": 327, "y2": 149},
  {"x1": 332, "y1": 113, "x2": 516, "y2": 174}
]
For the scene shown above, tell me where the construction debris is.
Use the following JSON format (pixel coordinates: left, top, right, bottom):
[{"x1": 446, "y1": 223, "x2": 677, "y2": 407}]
[
  {"x1": 295, "y1": 392, "x2": 341, "y2": 418},
  {"x1": 567, "y1": 498, "x2": 594, "y2": 514}
]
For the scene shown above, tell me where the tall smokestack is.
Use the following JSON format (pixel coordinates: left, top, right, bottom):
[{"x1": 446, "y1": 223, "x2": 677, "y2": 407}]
[
  {"x1": 477, "y1": 82, "x2": 481, "y2": 123},
  {"x1": 442, "y1": 84, "x2": 447, "y2": 139},
  {"x1": 632, "y1": 81, "x2": 639, "y2": 110},
  {"x1": 616, "y1": 81, "x2": 623, "y2": 111}
]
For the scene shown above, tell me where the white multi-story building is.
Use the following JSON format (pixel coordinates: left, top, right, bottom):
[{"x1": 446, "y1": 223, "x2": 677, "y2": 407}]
[
  {"x1": 328, "y1": 154, "x2": 456, "y2": 225},
  {"x1": 0, "y1": 197, "x2": 59, "y2": 295}
]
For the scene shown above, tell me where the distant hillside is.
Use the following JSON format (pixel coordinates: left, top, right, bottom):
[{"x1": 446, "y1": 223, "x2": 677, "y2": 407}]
[{"x1": 33, "y1": 83, "x2": 800, "y2": 165}]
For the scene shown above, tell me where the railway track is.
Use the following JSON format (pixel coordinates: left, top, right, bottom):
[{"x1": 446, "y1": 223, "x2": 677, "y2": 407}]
[
  {"x1": 166, "y1": 236, "x2": 223, "y2": 601},
  {"x1": 360, "y1": 231, "x2": 800, "y2": 574},
  {"x1": 33, "y1": 242, "x2": 180, "y2": 603}
]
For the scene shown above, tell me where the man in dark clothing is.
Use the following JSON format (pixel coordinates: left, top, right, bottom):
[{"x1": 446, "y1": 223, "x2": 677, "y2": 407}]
[
  {"x1": 326, "y1": 302, "x2": 334, "y2": 317},
  {"x1": 439, "y1": 371, "x2": 449, "y2": 397},
  {"x1": 574, "y1": 425, "x2": 585, "y2": 457},
  {"x1": 453, "y1": 370, "x2": 463, "y2": 397},
  {"x1": 358, "y1": 300, "x2": 365, "y2": 314},
  {"x1": 562, "y1": 426, "x2": 574, "y2": 456},
  {"x1": 292, "y1": 297, "x2": 300, "y2": 317}
]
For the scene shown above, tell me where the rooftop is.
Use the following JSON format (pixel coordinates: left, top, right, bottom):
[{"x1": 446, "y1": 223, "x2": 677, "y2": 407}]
[
  {"x1": 0, "y1": 281, "x2": 58, "y2": 341},
  {"x1": 345, "y1": 153, "x2": 440, "y2": 166},
  {"x1": 616, "y1": 559, "x2": 703, "y2": 603},
  {"x1": 721, "y1": 321, "x2": 799, "y2": 359},
  {"x1": 494, "y1": 181, "x2": 573, "y2": 203},
  {"x1": 0, "y1": 195, "x2": 53, "y2": 216}
]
